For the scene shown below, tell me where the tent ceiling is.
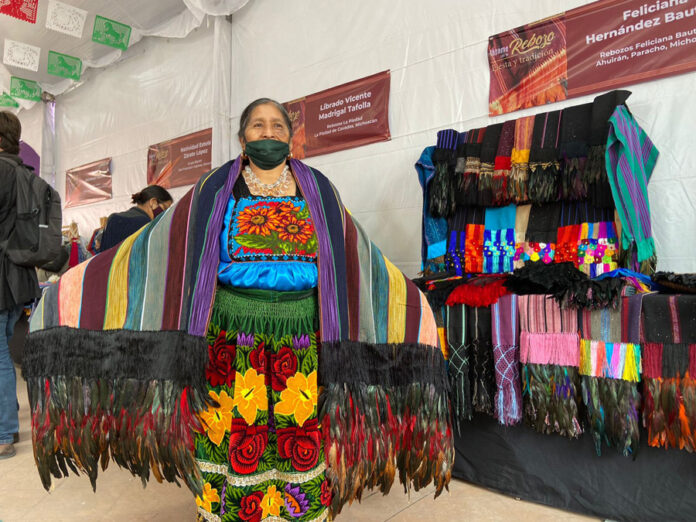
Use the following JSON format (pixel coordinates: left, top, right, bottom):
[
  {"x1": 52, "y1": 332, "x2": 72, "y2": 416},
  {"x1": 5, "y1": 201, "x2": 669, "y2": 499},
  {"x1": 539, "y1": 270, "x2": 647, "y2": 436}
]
[{"x1": 1, "y1": 0, "x2": 247, "y2": 101}]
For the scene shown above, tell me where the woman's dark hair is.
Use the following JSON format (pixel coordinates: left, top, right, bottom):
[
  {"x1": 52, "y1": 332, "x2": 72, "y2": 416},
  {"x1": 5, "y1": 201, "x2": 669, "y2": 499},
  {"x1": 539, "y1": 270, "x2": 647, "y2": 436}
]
[
  {"x1": 131, "y1": 185, "x2": 173, "y2": 205},
  {"x1": 237, "y1": 98, "x2": 293, "y2": 140},
  {"x1": 0, "y1": 111, "x2": 21, "y2": 155}
]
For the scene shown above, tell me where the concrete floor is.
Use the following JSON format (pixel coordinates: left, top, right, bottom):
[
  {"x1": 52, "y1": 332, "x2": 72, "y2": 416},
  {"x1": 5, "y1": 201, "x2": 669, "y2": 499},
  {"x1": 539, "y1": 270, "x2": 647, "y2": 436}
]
[{"x1": 0, "y1": 368, "x2": 595, "y2": 521}]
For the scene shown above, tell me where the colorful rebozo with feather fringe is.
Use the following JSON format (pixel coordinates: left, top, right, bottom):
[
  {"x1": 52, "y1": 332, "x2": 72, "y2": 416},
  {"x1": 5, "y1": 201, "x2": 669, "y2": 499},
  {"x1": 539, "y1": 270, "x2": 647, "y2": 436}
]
[
  {"x1": 641, "y1": 294, "x2": 696, "y2": 451},
  {"x1": 24, "y1": 157, "x2": 453, "y2": 516},
  {"x1": 578, "y1": 294, "x2": 643, "y2": 457},
  {"x1": 518, "y1": 294, "x2": 582, "y2": 437}
]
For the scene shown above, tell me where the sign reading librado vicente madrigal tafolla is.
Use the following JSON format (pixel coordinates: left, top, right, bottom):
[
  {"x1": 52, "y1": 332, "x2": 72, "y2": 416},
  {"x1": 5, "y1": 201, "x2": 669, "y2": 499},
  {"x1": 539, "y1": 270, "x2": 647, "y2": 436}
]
[{"x1": 283, "y1": 71, "x2": 391, "y2": 159}]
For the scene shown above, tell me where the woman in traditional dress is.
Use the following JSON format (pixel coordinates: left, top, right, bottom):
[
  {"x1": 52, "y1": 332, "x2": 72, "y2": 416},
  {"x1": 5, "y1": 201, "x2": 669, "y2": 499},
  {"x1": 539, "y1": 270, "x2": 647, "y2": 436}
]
[{"x1": 25, "y1": 99, "x2": 453, "y2": 521}]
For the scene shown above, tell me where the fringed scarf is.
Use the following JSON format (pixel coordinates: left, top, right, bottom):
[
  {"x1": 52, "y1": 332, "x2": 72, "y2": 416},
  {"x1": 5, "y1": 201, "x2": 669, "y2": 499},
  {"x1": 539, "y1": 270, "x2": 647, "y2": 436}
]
[
  {"x1": 641, "y1": 294, "x2": 696, "y2": 451},
  {"x1": 483, "y1": 204, "x2": 516, "y2": 274},
  {"x1": 463, "y1": 206, "x2": 486, "y2": 274},
  {"x1": 528, "y1": 110, "x2": 562, "y2": 204},
  {"x1": 446, "y1": 303, "x2": 472, "y2": 429},
  {"x1": 469, "y1": 305, "x2": 496, "y2": 416},
  {"x1": 445, "y1": 206, "x2": 468, "y2": 276},
  {"x1": 606, "y1": 105, "x2": 659, "y2": 275},
  {"x1": 445, "y1": 303, "x2": 496, "y2": 429},
  {"x1": 556, "y1": 202, "x2": 619, "y2": 277},
  {"x1": 516, "y1": 203, "x2": 561, "y2": 265},
  {"x1": 586, "y1": 90, "x2": 631, "y2": 208},
  {"x1": 518, "y1": 294, "x2": 582, "y2": 437},
  {"x1": 491, "y1": 294, "x2": 522, "y2": 425},
  {"x1": 428, "y1": 129, "x2": 459, "y2": 219},
  {"x1": 578, "y1": 297, "x2": 642, "y2": 456},
  {"x1": 477, "y1": 123, "x2": 503, "y2": 207},
  {"x1": 509, "y1": 116, "x2": 534, "y2": 203},
  {"x1": 460, "y1": 128, "x2": 486, "y2": 207},
  {"x1": 24, "y1": 157, "x2": 453, "y2": 514},
  {"x1": 513, "y1": 204, "x2": 531, "y2": 269},
  {"x1": 559, "y1": 103, "x2": 592, "y2": 200},
  {"x1": 416, "y1": 146, "x2": 448, "y2": 273},
  {"x1": 492, "y1": 120, "x2": 515, "y2": 206}
]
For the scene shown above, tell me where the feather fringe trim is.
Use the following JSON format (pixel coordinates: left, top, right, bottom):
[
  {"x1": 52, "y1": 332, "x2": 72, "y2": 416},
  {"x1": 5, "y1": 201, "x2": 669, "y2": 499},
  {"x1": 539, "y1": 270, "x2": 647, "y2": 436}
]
[
  {"x1": 528, "y1": 162, "x2": 560, "y2": 203},
  {"x1": 522, "y1": 363, "x2": 583, "y2": 438},
  {"x1": 643, "y1": 374, "x2": 696, "y2": 451},
  {"x1": 27, "y1": 376, "x2": 207, "y2": 495},
  {"x1": 508, "y1": 164, "x2": 529, "y2": 203},
  {"x1": 581, "y1": 375, "x2": 641, "y2": 457},
  {"x1": 560, "y1": 156, "x2": 588, "y2": 200},
  {"x1": 320, "y1": 382, "x2": 453, "y2": 516}
]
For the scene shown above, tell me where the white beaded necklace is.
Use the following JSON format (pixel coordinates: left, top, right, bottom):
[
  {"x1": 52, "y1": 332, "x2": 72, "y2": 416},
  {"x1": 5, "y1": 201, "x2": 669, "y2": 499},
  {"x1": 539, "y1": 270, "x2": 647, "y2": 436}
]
[{"x1": 243, "y1": 164, "x2": 292, "y2": 197}]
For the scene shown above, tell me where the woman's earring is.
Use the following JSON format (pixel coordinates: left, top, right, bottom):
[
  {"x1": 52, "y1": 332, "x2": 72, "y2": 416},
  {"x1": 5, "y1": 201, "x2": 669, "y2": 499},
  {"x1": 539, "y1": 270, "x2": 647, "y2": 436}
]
[{"x1": 241, "y1": 149, "x2": 248, "y2": 160}]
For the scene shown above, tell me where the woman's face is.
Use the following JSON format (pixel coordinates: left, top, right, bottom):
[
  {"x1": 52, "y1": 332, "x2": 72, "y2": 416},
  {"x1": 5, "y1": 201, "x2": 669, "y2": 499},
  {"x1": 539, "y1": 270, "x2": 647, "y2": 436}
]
[{"x1": 239, "y1": 103, "x2": 291, "y2": 149}]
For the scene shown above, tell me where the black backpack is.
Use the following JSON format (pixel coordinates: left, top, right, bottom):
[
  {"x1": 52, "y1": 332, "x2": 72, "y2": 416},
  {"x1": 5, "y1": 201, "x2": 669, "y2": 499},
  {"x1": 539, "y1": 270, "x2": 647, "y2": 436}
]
[{"x1": 0, "y1": 156, "x2": 63, "y2": 269}]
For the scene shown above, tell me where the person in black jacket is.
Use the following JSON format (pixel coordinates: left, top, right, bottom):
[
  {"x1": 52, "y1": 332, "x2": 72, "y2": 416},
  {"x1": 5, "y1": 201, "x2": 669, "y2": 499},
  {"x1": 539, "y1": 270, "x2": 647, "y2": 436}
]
[
  {"x1": 99, "y1": 185, "x2": 173, "y2": 252},
  {"x1": 0, "y1": 111, "x2": 41, "y2": 460}
]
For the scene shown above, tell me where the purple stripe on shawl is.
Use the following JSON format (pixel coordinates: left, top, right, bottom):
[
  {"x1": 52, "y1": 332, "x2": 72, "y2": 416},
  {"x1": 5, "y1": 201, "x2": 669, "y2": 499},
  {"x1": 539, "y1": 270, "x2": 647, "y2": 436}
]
[
  {"x1": 291, "y1": 159, "x2": 339, "y2": 341},
  {"x1": 188, "y1": 158, "x2": 240, "y2": 336}
]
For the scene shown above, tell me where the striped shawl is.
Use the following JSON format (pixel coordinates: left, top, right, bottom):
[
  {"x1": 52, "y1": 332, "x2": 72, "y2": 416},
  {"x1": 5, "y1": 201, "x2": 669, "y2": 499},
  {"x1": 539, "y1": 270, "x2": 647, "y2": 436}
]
[{"x1": 24, "y1": 157, "x2": 452, "y2": 513}]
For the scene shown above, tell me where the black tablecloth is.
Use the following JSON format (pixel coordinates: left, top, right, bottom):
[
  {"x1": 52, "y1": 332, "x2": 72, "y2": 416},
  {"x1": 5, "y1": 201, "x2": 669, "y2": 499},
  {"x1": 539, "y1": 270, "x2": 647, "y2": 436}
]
[{"x1": 453, "y1": 414, "x2": 696, "y2": 521}]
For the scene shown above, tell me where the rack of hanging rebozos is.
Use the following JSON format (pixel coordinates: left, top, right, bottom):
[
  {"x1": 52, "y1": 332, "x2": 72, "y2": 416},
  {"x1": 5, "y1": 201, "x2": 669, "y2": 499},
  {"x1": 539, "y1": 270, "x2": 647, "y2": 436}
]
[{"x1": 414, "y1": 89, "x2": 696, "y2": 520}]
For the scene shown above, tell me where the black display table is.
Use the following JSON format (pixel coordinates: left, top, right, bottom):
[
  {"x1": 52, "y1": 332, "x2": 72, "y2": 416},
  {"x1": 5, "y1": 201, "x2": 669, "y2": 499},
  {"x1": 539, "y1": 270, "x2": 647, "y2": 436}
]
[{"x1": 453, "y1": 414, "x2": 696, "y2": 521}]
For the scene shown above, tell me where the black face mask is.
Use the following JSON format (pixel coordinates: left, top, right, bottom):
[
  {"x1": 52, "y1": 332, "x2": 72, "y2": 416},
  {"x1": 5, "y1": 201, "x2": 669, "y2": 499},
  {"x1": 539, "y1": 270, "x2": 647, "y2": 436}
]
[
  {"x1": 244, "y1": 139, "x2": 290, "y2": 170},
  {"x1": 153, "y1": 206, "x2": 164, "y2": 218}
]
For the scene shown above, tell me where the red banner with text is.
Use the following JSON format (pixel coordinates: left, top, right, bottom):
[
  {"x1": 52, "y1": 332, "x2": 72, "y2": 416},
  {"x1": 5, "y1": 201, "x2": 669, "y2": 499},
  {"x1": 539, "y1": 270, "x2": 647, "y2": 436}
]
[
  {"x1": 489, "y1": 0, "x2": 696, "y2": 115},
  {"x1": 147, "y1": 128, "x2": 212, "y2": 189},
  {"x1": 65, "y1": 158, "x2": 112, "y2": 208},
  {"x1": 283, "y1": 71, "x2": 391, "y2": 159}
]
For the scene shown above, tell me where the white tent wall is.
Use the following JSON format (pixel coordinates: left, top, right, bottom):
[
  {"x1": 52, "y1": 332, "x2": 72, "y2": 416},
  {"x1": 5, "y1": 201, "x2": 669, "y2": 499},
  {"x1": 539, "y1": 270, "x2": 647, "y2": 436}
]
[
  {"x1": 17, "y1": 17, "x2": 233, "y2": 240},
  {"x1": 14, "y1": 0, "x2": 696, "y2": 275},
  {"x1": 230, "y1": 0, "x2": 696, "y2": 277}
]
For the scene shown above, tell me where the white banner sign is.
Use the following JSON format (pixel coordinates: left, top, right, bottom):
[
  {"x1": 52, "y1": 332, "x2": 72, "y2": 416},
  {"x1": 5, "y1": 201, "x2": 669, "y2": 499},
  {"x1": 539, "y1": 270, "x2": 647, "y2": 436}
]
[
  {"x1": 45, "y1": 0, "x2": 88, "y2": 38},
  {"x1": 3, "y1": 39, "x2": 40, "y2": 72}
]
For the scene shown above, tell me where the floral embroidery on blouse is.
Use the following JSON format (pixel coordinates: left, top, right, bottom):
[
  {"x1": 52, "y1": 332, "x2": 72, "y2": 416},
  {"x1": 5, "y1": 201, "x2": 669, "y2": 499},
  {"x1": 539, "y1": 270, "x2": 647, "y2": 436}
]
[{"x1": 230, "y1": 196, "x2": 318, "y2": 262}]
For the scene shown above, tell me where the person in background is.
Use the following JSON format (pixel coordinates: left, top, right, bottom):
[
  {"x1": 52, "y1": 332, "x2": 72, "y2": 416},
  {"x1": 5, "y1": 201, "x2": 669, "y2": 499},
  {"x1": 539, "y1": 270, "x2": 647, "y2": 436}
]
[
  {"x1": 0, "y1": 111, "x2": 41, "y2": 460},
  {"x1": 99, "y1": 185, "x2": 173, "y2": 252}
]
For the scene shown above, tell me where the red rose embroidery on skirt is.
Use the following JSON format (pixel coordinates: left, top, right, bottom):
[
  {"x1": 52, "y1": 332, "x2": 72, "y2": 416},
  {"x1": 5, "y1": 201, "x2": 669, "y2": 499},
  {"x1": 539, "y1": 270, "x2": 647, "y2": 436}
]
[
  {"x1": 228, "y1": 419, "x2": 268, "y2": 474},
  {"x1": 277, "y1": 419, "x2": 320, "y2": 471}
]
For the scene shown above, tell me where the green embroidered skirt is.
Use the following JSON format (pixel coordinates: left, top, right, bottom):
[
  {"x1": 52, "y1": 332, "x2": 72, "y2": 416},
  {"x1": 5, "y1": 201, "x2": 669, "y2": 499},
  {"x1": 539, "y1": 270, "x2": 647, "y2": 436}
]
[{"x1": 195, "y1": 286, "x2": 329, "y2": 522}]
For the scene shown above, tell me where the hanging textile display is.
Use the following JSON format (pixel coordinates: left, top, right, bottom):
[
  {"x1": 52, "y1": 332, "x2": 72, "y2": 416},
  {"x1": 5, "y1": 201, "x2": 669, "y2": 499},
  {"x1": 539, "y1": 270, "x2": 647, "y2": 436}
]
[
  {"x1": 585, "y1": 90, "x2": 631, "y2": 208},
  {"x1": 416, "y1": 146, "x2": 448, "y2": 273},
  {"x1": 509, "y1": 116, "x2": 534, "y2": 204},
  {"x1": 517, "y1": 203, "x2": 562, "y2": 265},
  {"x1": 463, "y1": 207, "x2": 486, "y2": 274},
  {"x1": 491, "y1": 294, "x2": 522, "y2": 426},
  {"x1": 447, "y1": 304, "x2": 472, "y2": 429},
  {"x1": 518, "y1": 294, "x2": 582, "y2": 438},
  {"x1": 528, "y1": 110, "x2": 562, "y2": 204},
  {"x1": 477, "y1": 123, "x2": 503, "y2": 207},
  {"x1": 492, "y1": 120, "x2": 515, "y2": 206},
  {"x1": 606, "y1": 105, "x2": 659, "y2": 275},
  {"x1": 558, "y1": 103, "x2": 592, "y2": 201},
  {"x1": 458, "y1": 128, "x2": 486, "y2": 207},
  {"x1": 578, "y1": 296, "x2": 642, "y2": 456},
  {"x1": 483, "y1": 205, "x2": 516, "y2": 274},
  {"x1": 641, "y1": 294, "x2": 696, "y2": 451},
  {"x1": 428, "y1": 129, "x2": 459, "y2": 218}
]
